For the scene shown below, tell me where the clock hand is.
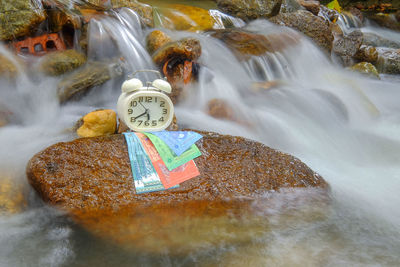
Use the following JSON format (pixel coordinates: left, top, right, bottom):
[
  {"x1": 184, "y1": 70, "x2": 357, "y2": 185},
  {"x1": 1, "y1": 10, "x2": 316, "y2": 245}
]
[
  {"x1": 139, "y1": 102, "x2": 147, "y2": 111},
  {"x1": 132, "y1": 111, "x2": 147, "y2": 120},
  {"x1": 139, "y1": 101, "x2": 150, "y2": 121}
]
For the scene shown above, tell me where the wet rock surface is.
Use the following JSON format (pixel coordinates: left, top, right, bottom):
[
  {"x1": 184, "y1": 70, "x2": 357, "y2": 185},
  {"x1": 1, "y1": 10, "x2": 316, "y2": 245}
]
[
  {"x1": 333, "y1": 29, "x2": 363, "y2": 66},
  {"x1": 86, "y1": 0, "x2": 154, "y2": 27},
  {"x1": 210, "y1": 29, "x2": 299, "y2": 60},
  {"x1": 0, "y1": 0, "x2": 46, "y2": 41},
  {"x1": 0, "y1": 175, "x2": 26, "y2": 214},
  {"x1": 215, "y1": 0, "x2": 282, "y2": 21},
  {"x1": 376, "y1": 47, "x2": 400, "y2": 74},
  {"x1": 146, "y1": 30, "x2": 172, "y2": 55},
  {"x1": 152, "y1": 38, "x2": 202, "y2": 67},
  {"x1": 367, "y1": 13, "x2": 400, "y2": 32},
  {"x1": 0, "y1": 54, "x2": 18, "y2": 80},
  {"x1": 355, "y1": 45, "x2": 379, "y2": 63},
  {"x1": 76, "y1": 109, "x2": 117, "y2": 138},
  {"x1": 39, "y1": 49, "x2": 87, "y2": 76},
  {"x1": 207, "y1": 98, "x2": 235, "y2": 120},
  {"x1": 350, "y1": 62, "x2": 380, "y2": 79},
  {"x1": 158, "y1": 4, "x2": 216, "y2": 32},
  {"x1": 151, "y1": 37, "x2": 201, "y2": 102},
  {"x1": 27, "y1": 132, "x2": 328, "y2": 253},
  {"x1": 57, "y1": 60, "x2": 123, "y2": 103},
  {"x1": 362, "y1": 32, "x2": 400, "y2": 49},
  {"x1": 270, "y1": 10, "x2": 334, "y2": 52},
  {"x1": 299, "y1": 0, "x2": 321, "y2": 15}
]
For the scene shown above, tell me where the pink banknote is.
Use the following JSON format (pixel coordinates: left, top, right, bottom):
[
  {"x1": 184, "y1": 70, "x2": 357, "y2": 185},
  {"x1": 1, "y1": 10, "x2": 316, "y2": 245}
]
[{"x1": 135, "y1": 133, "x2": 200, "y2": 189}]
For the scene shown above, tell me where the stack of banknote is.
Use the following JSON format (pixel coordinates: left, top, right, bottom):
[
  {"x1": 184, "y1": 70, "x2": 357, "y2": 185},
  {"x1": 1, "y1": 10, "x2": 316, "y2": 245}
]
[{"x1": 123, "y1": 131, "x2": 203, "y2": 193}]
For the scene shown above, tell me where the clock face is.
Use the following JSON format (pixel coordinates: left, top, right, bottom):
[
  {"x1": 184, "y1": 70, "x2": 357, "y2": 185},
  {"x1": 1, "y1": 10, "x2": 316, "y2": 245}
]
[{"x1": 119, "y1": 90, "x2": 174, "y2": 132}]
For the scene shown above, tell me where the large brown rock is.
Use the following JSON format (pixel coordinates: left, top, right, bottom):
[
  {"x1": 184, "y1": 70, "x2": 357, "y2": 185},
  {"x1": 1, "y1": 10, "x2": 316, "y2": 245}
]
[
  {"x1": 216, "y1": 0, "x2": 282, "y2": 21},
  {"x1": 210, "y1": 28, "x2": 300, "y2": 60},
  {"x1": 27, "y1": 132, "x2": 328, "y2": 254},
  {"x1": 270, "y1": 10, "x2": 334, "y2": 52},
  {"x1": 0, "y1": 0, "x2": 46, "y2": 41}
]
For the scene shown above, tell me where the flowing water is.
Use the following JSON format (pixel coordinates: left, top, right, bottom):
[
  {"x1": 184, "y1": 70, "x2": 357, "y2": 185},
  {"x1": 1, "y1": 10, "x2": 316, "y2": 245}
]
[{"x1": 0, "y1": 6, "x2": 400, "y2": 267}]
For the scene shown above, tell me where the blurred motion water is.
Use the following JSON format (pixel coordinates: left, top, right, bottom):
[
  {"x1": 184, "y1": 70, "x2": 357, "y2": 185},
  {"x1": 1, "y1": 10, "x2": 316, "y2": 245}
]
[{"x1": 0, "y1": 6, "x2": 400, "y2": 267}]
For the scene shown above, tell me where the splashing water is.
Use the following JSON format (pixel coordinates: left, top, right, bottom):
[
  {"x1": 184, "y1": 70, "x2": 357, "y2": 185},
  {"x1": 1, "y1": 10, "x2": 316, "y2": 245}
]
[{"x1": 0, "y1": 7, "x2": 400, "y2": 266}]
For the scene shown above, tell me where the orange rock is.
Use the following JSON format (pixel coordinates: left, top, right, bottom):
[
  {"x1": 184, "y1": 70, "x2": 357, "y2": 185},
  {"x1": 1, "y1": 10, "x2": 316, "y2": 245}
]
[
  {"x1": 152, "y1": 38, "x2": 202, "y2": 66},
  {"x1": 207, "y1": 98, "x2": 234, "y2": 120},
  {"x1": 156, "y1": 4, "x2": 216, "y2": 32},
  {"x1": 146, "y1": 30, "x2": 172, "y2": 55}
]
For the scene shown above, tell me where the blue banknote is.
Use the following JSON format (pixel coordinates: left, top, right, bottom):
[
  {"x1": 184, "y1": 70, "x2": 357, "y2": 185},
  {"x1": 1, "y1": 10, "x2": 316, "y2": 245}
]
[
  {"x1": 152, "y1": 131, "x2": 203, "y2": 156},
  {"x1": 123, "y1": 132, "x2": 165, "y2": 193}
]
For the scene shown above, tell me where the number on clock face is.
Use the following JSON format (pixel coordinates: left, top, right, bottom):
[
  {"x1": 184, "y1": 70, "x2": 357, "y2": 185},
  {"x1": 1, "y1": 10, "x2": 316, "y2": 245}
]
[{"x1": 127, "y1": 96, "x2": 170, "y2": 129}]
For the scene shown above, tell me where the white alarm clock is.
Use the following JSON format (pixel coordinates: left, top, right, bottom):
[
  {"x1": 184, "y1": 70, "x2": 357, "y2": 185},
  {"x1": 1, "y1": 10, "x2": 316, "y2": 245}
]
[{"x1": 117, "y1": 70, "x2": 174, "y2": 132}]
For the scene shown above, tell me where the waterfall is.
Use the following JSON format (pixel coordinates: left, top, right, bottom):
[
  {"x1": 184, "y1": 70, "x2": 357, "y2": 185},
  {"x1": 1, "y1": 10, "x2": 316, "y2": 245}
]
[{"x1": 1, "y1": 5, "x2": 400, "y2": 266}]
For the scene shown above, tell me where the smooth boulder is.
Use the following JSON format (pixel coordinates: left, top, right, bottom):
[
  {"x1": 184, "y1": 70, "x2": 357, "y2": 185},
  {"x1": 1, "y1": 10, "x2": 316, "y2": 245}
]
[
  {"x1": 210, "y1": 28, "x2": 300, "y2": 60},
  {"x1": 376, "y1": 47, "x2": 400, "y2": 74},
  {"x1": 27, "y1": 132, "x2": 328, "y2": 254},
  {"x1": 270, "y1": 10, "x2": 334, "y2": 52},
  {"x1": 216, "y1": 0, "x2": 282, "y2": 21}
]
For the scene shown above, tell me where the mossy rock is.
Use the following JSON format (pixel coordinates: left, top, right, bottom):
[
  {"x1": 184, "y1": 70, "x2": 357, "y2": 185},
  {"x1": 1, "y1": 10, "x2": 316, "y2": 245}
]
[
  {"x1": 57, "y1": 60, "x2": 123, "y2": 103},
  {"x1": 0, "y1": 54, "x2": 18, "y2": 80},
  {"x1": 0, "y1": 0, "x2": 46, "y2": 41},
  {"x1": 40, "y1": 49, "x2": 87, "y2": 76}
]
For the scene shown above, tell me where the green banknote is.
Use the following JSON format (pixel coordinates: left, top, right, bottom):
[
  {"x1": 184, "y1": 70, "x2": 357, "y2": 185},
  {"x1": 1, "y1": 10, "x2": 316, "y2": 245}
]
[{"x1": 143, "y1": 132, "x2": 202, "y2": 171}]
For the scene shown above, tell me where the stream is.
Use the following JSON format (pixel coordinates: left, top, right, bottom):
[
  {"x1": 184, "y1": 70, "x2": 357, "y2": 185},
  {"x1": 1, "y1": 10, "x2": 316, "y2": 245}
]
[{"x1": 1, "y1": 3, "x2": 400, "y2": 267}]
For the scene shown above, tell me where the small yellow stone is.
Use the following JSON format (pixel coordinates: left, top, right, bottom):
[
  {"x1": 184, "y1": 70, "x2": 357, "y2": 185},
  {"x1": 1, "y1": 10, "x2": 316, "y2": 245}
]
[{"x1": 77, "y1": 109, "x2": 117, "y2": 138}]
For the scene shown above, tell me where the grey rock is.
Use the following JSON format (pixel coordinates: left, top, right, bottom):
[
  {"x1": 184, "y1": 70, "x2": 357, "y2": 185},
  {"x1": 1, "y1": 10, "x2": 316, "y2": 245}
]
[
  {"x1": 216, "y1": 0, "x2": 282, "y2": 21},
  {"x1": 57, "y1": 60, "x2": 124, "y2": 103}
]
